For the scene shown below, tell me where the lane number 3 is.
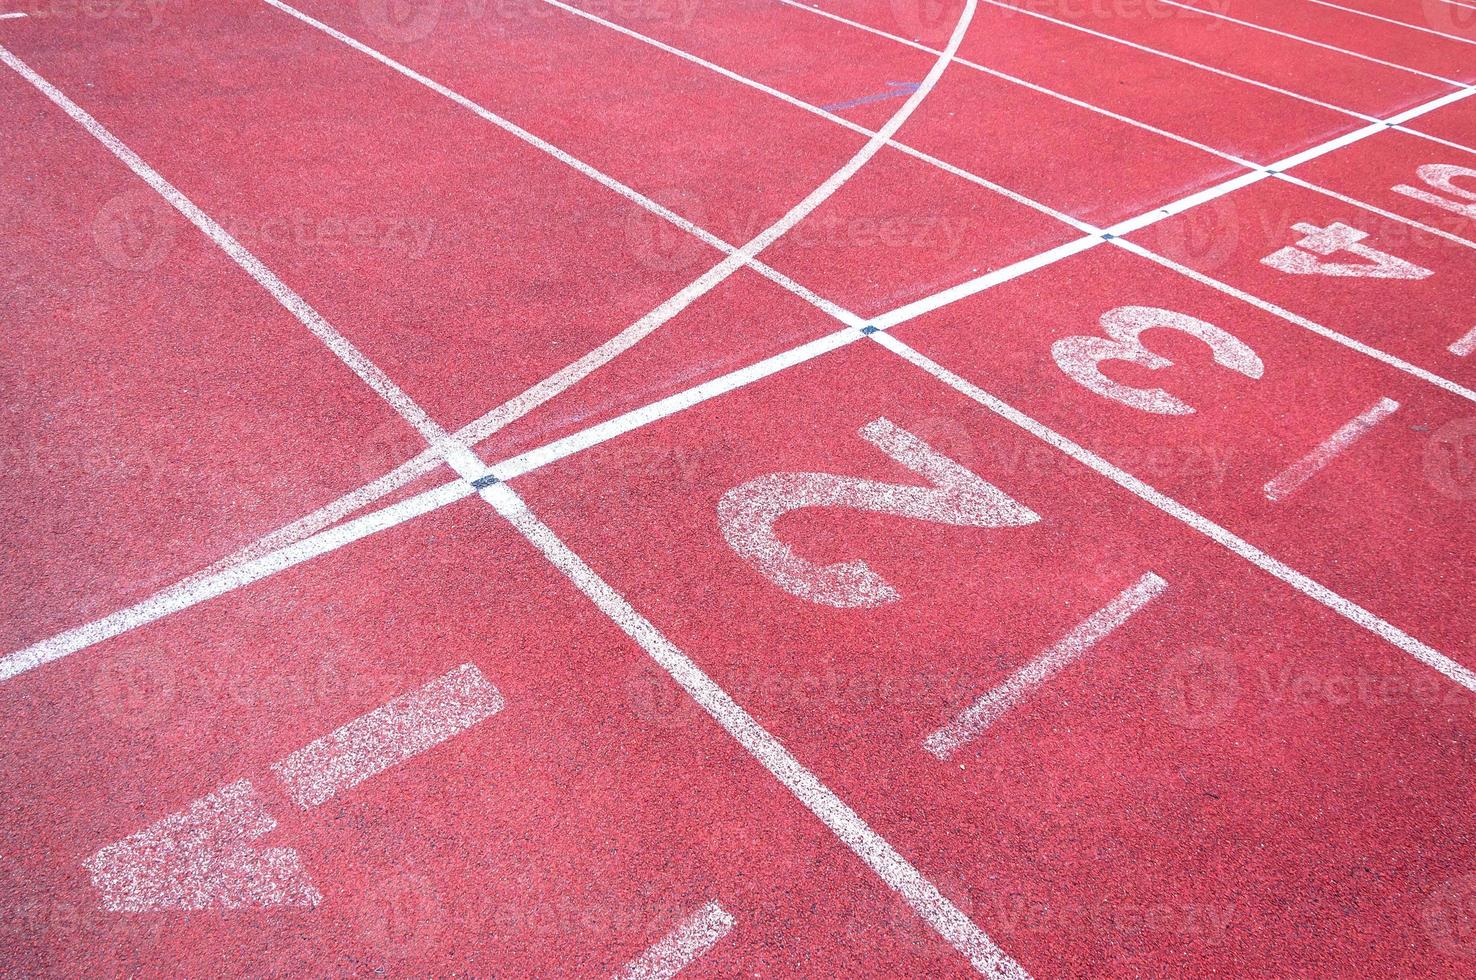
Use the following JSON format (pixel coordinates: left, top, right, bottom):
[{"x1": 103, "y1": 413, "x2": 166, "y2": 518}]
[{"x1": 1051, "y1": 305, "x2": 1264, "y2": 416}]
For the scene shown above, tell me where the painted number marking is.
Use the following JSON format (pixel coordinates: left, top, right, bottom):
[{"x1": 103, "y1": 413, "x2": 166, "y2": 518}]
[
  {"x1": 1260, "y1": 221, "x2": 1432, "y2": 279},
  {"x1": 1393, "y1": 164, "x2": 1476, "y2": 220},
  {"x1": 1051, "y1": 305, "x2": 1264, "y2": 415},
  {"x1": 718, "y1": 417, "x2": 1040, "y2": 608}
]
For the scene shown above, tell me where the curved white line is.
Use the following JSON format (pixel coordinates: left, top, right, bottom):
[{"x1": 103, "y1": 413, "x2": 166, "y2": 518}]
[
  {"x1": 227, "y1": 0, "x2": 978, "y2": 584},
  {"x1": 402, "y1": 0, "x2": 976, "y2": 447}
]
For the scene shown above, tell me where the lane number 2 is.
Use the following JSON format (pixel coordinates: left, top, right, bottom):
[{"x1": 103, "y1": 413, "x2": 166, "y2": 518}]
[{"x1": 718, "y1": 418, "x2": 1039, "y2": 608}]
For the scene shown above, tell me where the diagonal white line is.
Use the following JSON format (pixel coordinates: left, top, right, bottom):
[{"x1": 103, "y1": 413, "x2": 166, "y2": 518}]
[
  {"x1": 0, "y1": 480, "x2": 475, "y2": 681},
  {"x1": 1, "y1": 17, "x2": 1040, "y2": 979},
  {"x1": 0, "y1": 327, "x2": 870, "y2": 680},
  {"x1": 1299, "y1": 0, "x2": 1476, "y2": 46},
  {"x1": 259, "y1": 0, "x2": 856, "y2": 329},
  {"x1": 870, "y1": 330, "x2": 1476, "y2": 694},
  {"x1": 550, "y1": 0, "x2": 1476, "y2": 379},
  {"x1": 613, "y1": 901, "x2": 735, "y2": 980},
  {"x1": 975, "y1": 0, "x2": 1470, "y2": 156},
  {"x1": 529, "y1": 0, "x2": 1088, "y2": 231},
  {"x1": 258, "y1": 0, "x2": 951, "y2": 494},
  {"x1": 924, "y1": 572, "x2": 1169, "y2": 759},
  {"x1": 1263, "y1": 396, "x2": 1400, "y2": 502},
  {"x1": 8, "y1": 0, "x2": 1475, "y2": 703},
  {"x1": 1155, "y1": 0, "x2": 1464, "y2": 84},
  {"x1": 271, "y1": 662, "x2": 505, "y2": 809},
  {"x1": 480, "y1": 481, "x2": 1030, "y2": 979},
  {"x1": 783, "y1": 0, "x2": 1476, "y2": 250},
  {"x1": 0, "y1": 0, "x2": 959, "y2": 673},
  {"x1": 976, "y1": 0, "x2": 1379, "y2": 120},
  {"x1": 0, "y1": 42, "x2": 487, "y2": 480}
]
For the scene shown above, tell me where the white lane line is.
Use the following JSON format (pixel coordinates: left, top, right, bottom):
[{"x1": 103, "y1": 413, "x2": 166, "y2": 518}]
[
  {"x1": 531, "y1": 0, "x2": 1086, "y2": 234},
  {"x1": 0, "y1": 479, "x2": 474, "y2": 682},
  {"x1": 980, "y1": 0, "x2": 1476, "y2": 157},
  {"x1": 1, "y1": 236, "x2": 1094, "y2": 683},
  {"x1": 1300, "y1": 0, "x2": 1476, "y2": 46},
  {"x1": 924, "y1": 572, "x2": 1168, "y2": 760},
  {"x1": 614, "y1": 901, "x2": 735, "y2": 980},
  {"x1": 1403, "y1": 125, "x2": 1476, "y2": 159},
  {"x1": 479, "y1": 481, "x2": 1029, "y2": 980},
  {"x1": 0, "y1": 43, "x2": 486, "y2": 480},
  {"x1": 84, "y1": 779, "x2": 322, "y2": 912},
  {"x1": 577, "y1": 0, "x2": 1476, "y2": 382},
  {"x1": 0, "y1": 0, "x2": 964, "y2": 678},
  {"x1": 264, "y1": 0, "x2": 963, "y2": 453},
  {"x1": 780, "y1": 0, "x2": 1246, "y2": 164},
  {"x1": 9, "y1": 72, "x2": 1474, "y2": 676},
  {"x1": 206, "y1": 328, "x2": 868, "y2": 577},
  {"x1": 196, "y1": 449, "x2": 450, "y2": 578},
  {"x1": 1111, "y1": 237, "x2": 1476, "y2": 404},
  {"x1": 0, "y1": 331, "x2": 870, "y2": 682},
  {"x1": 1154, "y1": 0, "x2": 1464, "y2": 85},
  {"x1": 136, "y1": 0, "x2": 1476, "y2": 584},
  {"x1": 872, "y1": 235, "x2": 1103, "y2": 327},
  {"x1": 785, "y1": 0, "x2": 1476, "y2": 252},
  {"x1": 492, "y1": 327, "x2": 863, "y2": 478},
  {"x1": 978, "y1": 0, "x2": 1377, "y2": 121},
  {"x1": 272, "y1": 663, "x2": 504, "y2": 809},
  {"x1": 1450, "y1": 325, "x2": 1476, "y2": 357},
  {"x1": 259, "y1": 0, "x2": 854, "y2": 331},
  {"x1": 870, "y1": 330, "x2": 1476, "y2": 693},
  {"x1": 10, "y1": 2, "x2": 1473, "y2": 680},
  {"x1": 1262, "y1": 396, "x2": 1400, "y2": 502}
]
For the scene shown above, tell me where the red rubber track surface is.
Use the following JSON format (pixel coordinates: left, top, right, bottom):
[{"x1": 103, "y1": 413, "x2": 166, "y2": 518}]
[{"x1": 3, "y1": 0, "x2": 1475, "y2": 976}]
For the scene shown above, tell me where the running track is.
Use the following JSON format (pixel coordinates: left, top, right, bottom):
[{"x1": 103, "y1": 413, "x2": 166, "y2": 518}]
[{"x1": 2, "y1": 0, "x2": 1476, "y2": 974}]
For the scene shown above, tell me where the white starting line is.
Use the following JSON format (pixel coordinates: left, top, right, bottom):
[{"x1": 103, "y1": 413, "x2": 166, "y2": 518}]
[
  {"x1": 4, "y1": 4, "x2": 1474, "y2": 972},
  {"x1": 924, "y1": 572, "x2": 1170, "y2": 760},
  {"x1": 1263, "y1": 396, "x2": 1401, "y2": 503},
  {"x1": 273, "y1": 662, "x2": 504, "y2": 809},
  {"x1": 1448, "y1": 324, "x2": 1476, "y2": 358},
  {"x1": 870, "y1": 329, "x2": 1476, "y2": 695},
  {"x1": 614, "y1": 900, "x2": 735, "y2": 980},
  {"x1": 3, "y1": 43, "x2": 1473, "y2": 699},
  {"x1": 84, "y1": 664, "x2": 503, "y2": 911}
]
